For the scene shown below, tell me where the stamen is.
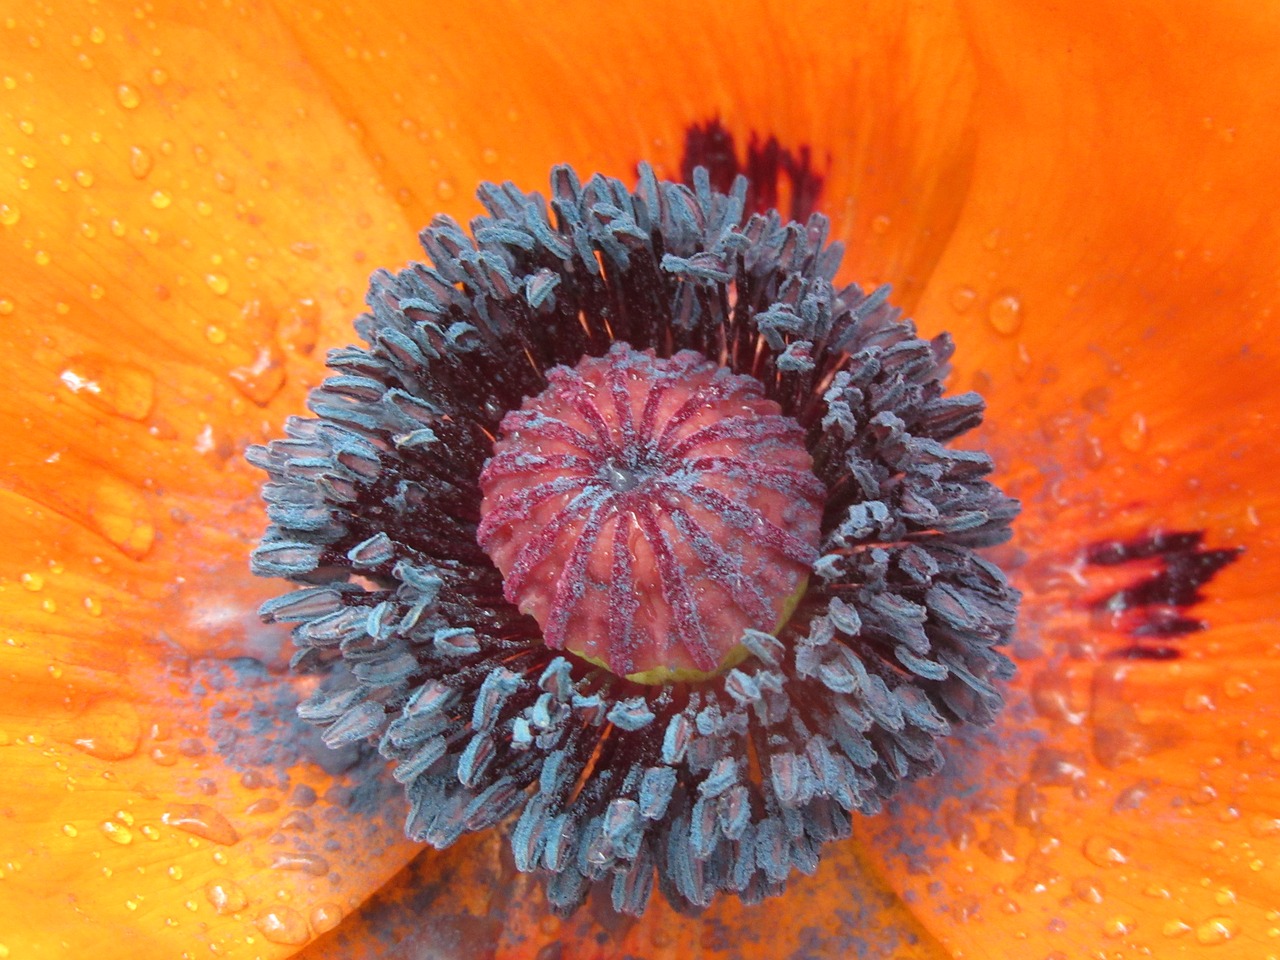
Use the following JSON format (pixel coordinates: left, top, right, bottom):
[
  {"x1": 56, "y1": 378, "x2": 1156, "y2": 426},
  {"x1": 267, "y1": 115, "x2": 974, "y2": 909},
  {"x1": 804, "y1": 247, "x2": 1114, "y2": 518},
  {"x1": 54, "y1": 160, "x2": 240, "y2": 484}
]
[{"x1": 250, "y1": 163, "x2": 1021, "y2": 918}]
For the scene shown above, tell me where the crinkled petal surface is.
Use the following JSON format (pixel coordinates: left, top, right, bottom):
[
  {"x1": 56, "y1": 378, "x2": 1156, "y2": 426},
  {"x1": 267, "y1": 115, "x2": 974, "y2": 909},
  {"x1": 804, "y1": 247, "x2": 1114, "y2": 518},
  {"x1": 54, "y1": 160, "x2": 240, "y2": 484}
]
[
  {"x1": 855, "y1": 2, "x2": 1280, "y2": 958},
  {"x1": 2, "y1": 0, "x2": 1279, "y2": 958},
  {"x1": 0, "y1": 1, "x2": 424, "y2": 956}
]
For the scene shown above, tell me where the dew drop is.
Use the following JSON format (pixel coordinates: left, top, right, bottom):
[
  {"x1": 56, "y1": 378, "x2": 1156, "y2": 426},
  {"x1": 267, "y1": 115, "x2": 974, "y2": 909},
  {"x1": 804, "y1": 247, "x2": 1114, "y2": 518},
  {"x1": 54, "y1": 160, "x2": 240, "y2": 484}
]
[
  {"x1": 270, "y1": 852, "x2": 330, "y2": 876},
  {"x1": 280, "y1": 298, "x2": 321, "y2": 355},
  {"x1": 89, "y1": 25, "x2": 106, "y2": 43},
  {"x1": 59, "y1": 355, "x2": 156, "y2": 421},
  {"x1": 949, "y1": 285, "x2": 976, "y2": 313},
  {"x1": 205, "y1": 273, "x2": 229, "y2": 296},
  {"x1": 228, "y1": 345, "x2": 286, "y2": 406},
  {"x1": 279, "y1": 811, "x2": 314, "y2": 833},
  {"x1": 19, "y1": 572, "x2": 43, "y2": 591},
  {"x1": 1196, "y1": 917, "x2": 1238, "y2": 945},
  {"x1": 986, "y1": 292, "x2": 1023, "y2": 336},
  {"x1": 1082, "y1": 835, "x2": 1130, "y2": 868},
  {"x1": 435, "y1": 178, "x2": 455, "y2": 200},
  {"x1": 1103, "y1": 915, "x2": 1136, "y2": 939},
  {"x1": 1119, "y1": 412, "x2": 1148, "y2": 452},
  {"x1": 74, "y1": 169, "x2": 94, "y2": 188},
  {"x1": 256, "y1": 907, "x2": 309, "y2": 945},
  {"x1": 88, "y1": 478, "x2": 155, "y2": 560},
  {"x1": 99, "y1": 820, "x2": 132, "y2": 845},
  {"x1": 1250, "y1": 816, "x2": 1280, "y2": 838},
  {"x1": 149, "y1": 190, "x2": 171, "y2": 209},
  {"x1": 62, "y1": 824, "x2": 78, "y2": 838},
  {"x1": 1162, "y1": 919, "x2": 1192, "y2": 938},
  {"x1": 204, "y1": 878, "x2": 248, "y2": 915},
  {"x1": 1072, "y1": 877, "x2": 1105, "y2": 904},
  {"x1": 0, "y1": 299, "x2": 13, "y2": 316},
  {"x1": 0, "y1": 203, "x2": 19, "y2": 226},
  {"x1": 116, "y1": 84, "x2": 141, "y2": 109},
  {"x1": 481, "y1": 147, "x2": 499, "y2": 165},
  {"x1": 870, "y1": 214, "x2": 891, "y2": 234},
  {"x1": 54, "y1": 697, "x2": 142, "y2": 760},
  {"x1": 162, "y1": 804, "x2": 240, "y2": 846},
  {"x1": 128, "y1": 145, "x2": 153, "y2": 179},
  {"x1": 310, "y1": 903, "x2": 342, "y2": 934}
]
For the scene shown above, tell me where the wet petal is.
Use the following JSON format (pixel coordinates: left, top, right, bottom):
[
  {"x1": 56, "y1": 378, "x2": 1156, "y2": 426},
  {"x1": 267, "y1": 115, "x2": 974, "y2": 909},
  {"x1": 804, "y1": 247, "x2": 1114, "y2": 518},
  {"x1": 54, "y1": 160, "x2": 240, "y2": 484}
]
[
  {"x1": 274, "y1": 0, "x2": 982, "y2": 311},
  {"x1": 861, "y1": 1, "x2": 1280, "y2": 954},
  {"x1": 0, "y1": 485, "x2": 420, "y2": 958},
  {"x1": 0, "y1": 1, "x2": 432, "y2": 955},
  {"x1": 0, "y1": 0, "x2": 423, "y2": 658},
  {"x1": 294, "y1": 831, "x2": 952, "y2": 960}
]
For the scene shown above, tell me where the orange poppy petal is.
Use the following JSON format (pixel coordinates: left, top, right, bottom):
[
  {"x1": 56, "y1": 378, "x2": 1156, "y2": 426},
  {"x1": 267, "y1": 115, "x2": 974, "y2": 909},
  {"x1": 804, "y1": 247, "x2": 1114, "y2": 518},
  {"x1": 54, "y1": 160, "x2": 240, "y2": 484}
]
[
  {"x1": 0, "y1": 489, "x2": 421, "y2": 958},
  {"x1": 855, "y1": 1, "x2": 1280, "y2": 955},
  {"x1": 291, "y1": 830, "x2": 950, "y2": 960},
  {"x1": 273, "y1": 0, "x2": 980, "y2": 313},
  {"x1": 0, "y1": 0, "x2": 426, "y2": 657},
  {"x1": 915, "y1": 0, "x2": 1280, "y2": 544},
  {"x1": 0, "y1": 1, "x2": 438, "y2": 955}
]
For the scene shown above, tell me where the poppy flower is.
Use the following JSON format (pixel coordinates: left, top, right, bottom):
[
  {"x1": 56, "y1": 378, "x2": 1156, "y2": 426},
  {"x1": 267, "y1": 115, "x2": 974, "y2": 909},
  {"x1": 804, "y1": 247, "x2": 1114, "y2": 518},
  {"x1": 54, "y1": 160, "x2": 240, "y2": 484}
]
[{"x1": 1, "y1": 3, "x2": 1276, "y2": 960}]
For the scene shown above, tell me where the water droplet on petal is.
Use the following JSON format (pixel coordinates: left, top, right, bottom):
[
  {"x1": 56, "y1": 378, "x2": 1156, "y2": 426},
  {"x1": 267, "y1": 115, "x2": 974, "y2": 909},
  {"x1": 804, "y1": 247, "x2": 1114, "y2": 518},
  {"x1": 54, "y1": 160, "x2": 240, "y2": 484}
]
[
  {"x1": 1119, "y1": 411, "x2": 1149, "y2": 452},
  {"x1": 228, "y1": 345, "x2": 286, "y2": 405},
  {"x1": 1082, "y1": 835, "x2": 1130, "y2": 868},
  {"x1": 88, "y1": 478, "x2": 155, "y2": 560},
  {"x1": 1196, "y1": 917, "x2": 1238, "y2": 945},
  {"x1": 54, "y1": 698, "x2": 141, "y2": 760},
  {"x1": 99, "y1": 820, "x2": 132, "y2": 845},
  {"x1": 270, "y1": 852, "x2": 329, "y2": 876},
  {"x1": 1103, "y1": 916, "x2": 1137, "y2": 938},
  {"x1": 115, "y1": 84, "x2": 141, "y2": 109},
  {"x1": 149, "y1": 190, "x2": 171, "y2": 209},
  {"x1": 162, "y1": 804, "x2": 240, "y2": 845},
  {"x1": 205, "y1": 273, "x2": 229, "y2": 296},
  {"x1": 204, "y1": 878, "x2": 248, "y2": 915},
  {"x1": 279, "y1": 298, "x2": 321, "y2": 355},
  {"x1": 59, "y1": 355, "x2": 156, "y2": 421},
  {"x1": 1072, "y1": 877, "x2": 1105, "y2": 904},
  {"x1": 255, "y1": 907, "x2": 309, "y2": 945},
  {"x1": 987, "y1": 292, "x2": 1023, "y2": 336},
  {"x1": 0, "y1": 203, "x2": 19, "y2": 226},
  {"x1": 124, "y1": 145, "x2": 153, "y2": 179},
  {"x1": 310, "y1": 903, "x2": 342, "y2": 934},
  {"x1": 949, "y1": 285, "x2": 976, "y2": 313}
]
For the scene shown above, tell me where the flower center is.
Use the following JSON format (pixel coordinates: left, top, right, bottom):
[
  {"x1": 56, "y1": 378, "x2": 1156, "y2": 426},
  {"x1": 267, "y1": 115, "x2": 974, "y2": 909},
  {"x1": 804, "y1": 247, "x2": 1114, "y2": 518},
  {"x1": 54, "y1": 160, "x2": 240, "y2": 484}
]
[{"x1": 477, "y1": 342, "x2": 824, "y2": 684}]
